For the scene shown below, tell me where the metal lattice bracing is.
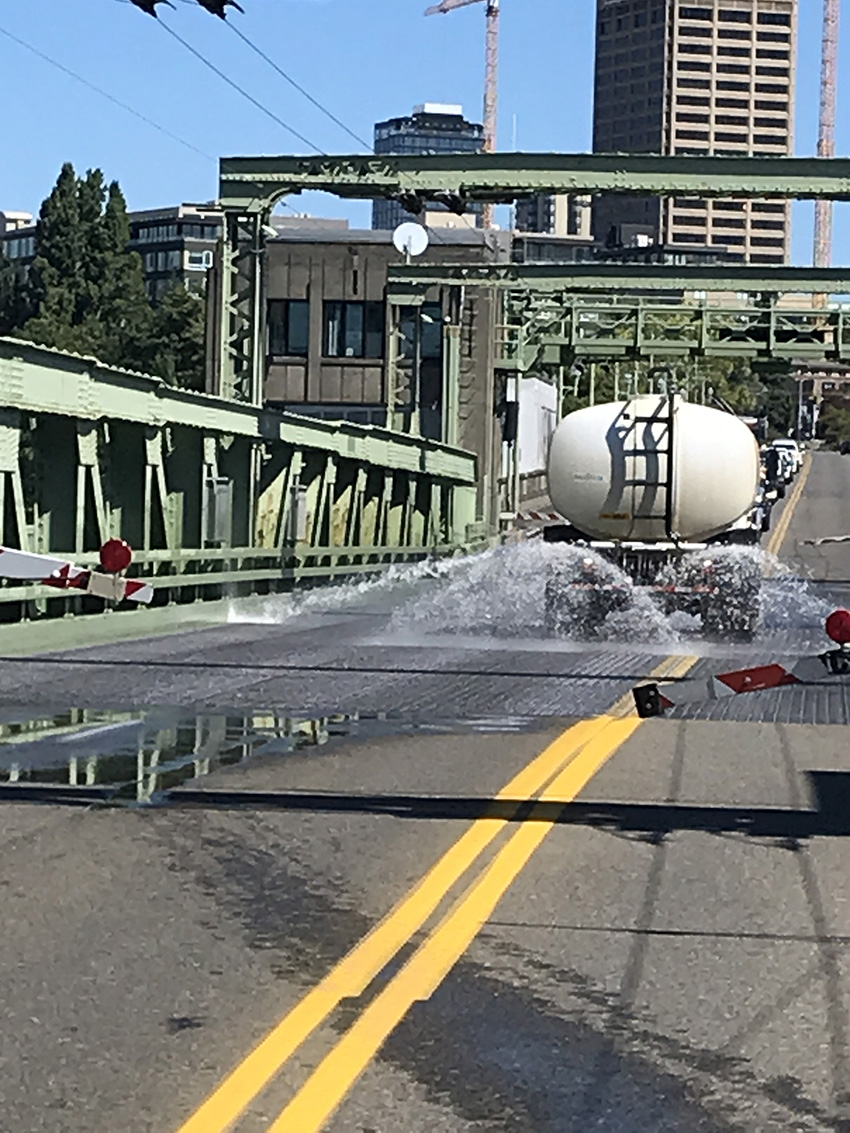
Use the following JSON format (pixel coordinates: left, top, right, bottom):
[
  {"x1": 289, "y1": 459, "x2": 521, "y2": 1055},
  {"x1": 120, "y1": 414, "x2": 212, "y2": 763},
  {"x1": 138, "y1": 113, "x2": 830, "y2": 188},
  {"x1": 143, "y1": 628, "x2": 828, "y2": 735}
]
[
  {"x1": 386, "y1": 262, "x2": 850, "y2": 296},
  {"x1": 491, "y1": 299, "x2": 850, "y2": 371},
  {"x1": 217, "y1": 211, "x2": 268, "y2": 405}
]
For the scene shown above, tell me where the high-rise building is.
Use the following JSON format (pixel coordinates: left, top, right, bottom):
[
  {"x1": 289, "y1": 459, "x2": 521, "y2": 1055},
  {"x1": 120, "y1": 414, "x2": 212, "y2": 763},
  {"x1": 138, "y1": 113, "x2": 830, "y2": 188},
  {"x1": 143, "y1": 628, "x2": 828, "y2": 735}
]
[
  {"x1": 514, "y1": 194, "x2": 593, "y2": 240},
  {"x1": 592, "y1": 0, "x2": 797, "y2": 263},
  {"x1": 372, "y1": 104, "x2": 485, "y2": 231}
]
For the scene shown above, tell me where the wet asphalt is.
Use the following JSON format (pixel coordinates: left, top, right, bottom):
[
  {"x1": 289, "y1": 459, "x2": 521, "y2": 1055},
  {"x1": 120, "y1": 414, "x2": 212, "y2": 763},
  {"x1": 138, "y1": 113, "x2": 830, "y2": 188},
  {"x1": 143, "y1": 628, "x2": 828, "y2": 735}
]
[{"x1": 0, "y1": 452, "x2": 848, "y2": 1132}]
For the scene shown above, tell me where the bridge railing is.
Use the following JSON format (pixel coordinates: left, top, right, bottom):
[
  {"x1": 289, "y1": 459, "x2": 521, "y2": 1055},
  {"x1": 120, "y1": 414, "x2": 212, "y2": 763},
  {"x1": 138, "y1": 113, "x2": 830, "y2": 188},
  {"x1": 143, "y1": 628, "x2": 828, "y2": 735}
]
[{"x1": 0, "y1": 337, "x2": 482, "y2": 622}]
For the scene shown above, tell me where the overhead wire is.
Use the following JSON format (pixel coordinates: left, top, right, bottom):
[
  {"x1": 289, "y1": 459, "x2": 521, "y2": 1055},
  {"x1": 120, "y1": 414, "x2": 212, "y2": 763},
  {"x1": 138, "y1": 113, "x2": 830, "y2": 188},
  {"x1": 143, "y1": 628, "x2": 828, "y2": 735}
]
[
  {"x1": 225, "y1": 21, "x2": 372, "y2": 151},
  {"x1": 156, "y1": 18, "x2": 324, "y2": 153},
  {"x1": 0, "y1": 22, "x2": 214, "y2": 161}
]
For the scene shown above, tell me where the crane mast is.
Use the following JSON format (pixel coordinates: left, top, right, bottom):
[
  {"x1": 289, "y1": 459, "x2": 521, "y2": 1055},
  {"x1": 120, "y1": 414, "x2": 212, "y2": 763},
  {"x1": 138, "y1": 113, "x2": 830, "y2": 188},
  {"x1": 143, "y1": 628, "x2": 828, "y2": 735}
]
[
  {"x1": 814, "y1": 0, "x2": 839, "y2": 275},
  {"x1": 425, "y1": 0, "x2": 500, "y2": 227}
]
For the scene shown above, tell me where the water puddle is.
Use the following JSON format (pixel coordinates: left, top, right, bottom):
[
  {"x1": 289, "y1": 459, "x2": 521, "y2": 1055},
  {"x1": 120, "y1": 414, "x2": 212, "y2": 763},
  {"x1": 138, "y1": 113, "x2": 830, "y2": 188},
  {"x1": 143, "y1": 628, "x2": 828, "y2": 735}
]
[{"x1": 0, "y1": 706, "x2": 550, "y2": 808}]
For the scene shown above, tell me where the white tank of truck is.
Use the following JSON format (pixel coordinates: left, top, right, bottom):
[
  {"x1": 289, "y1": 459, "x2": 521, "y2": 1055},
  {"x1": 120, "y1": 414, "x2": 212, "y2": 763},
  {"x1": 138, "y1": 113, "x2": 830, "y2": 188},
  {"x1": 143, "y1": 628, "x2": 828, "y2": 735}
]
[{"x1": 546, "y1": 394, "x2": 760, "y2": 543}]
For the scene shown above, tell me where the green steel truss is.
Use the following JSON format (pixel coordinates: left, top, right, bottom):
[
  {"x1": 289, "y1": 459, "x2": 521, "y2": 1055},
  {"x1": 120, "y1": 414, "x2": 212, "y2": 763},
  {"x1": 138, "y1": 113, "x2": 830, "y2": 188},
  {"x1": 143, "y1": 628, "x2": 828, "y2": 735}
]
[
  {"x1": 215, "y1": 151, "x2": 850, "y2": 405},
  {"x1": 387, "y1": 263, "x2": 850, "y2": 296},
  {"x1": 0, "y1": 337, "x2": 479, "y2": 621},
  {"x1": 491, "y1": 299, "x2": 850, "y2": 372},
  {"x1": 218, "y1": 152, "x2": 850, "y2": 212}
]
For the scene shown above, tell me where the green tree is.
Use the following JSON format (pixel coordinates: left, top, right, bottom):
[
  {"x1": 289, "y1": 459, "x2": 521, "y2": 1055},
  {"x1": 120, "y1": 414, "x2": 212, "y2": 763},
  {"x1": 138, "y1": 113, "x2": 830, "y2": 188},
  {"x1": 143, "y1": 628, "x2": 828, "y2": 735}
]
[
  {"x1": 0, "y1": 245, "x2": 31, "y2": 337},
  {"x1": 95, "y1": 182, "x2": 154, "y2": 372},
  {"x1": 19, "y1": 166, "x2": 155, "y2": 368},
  {"x1": 819, "y1": 400, "x2": 850, "y2": 448},
  {"x1": 148, "y1": 281, "x2": 207, "y2": 391},
  {"x1": 21, "y1": 162, "x2": 85, "y2": 352}
]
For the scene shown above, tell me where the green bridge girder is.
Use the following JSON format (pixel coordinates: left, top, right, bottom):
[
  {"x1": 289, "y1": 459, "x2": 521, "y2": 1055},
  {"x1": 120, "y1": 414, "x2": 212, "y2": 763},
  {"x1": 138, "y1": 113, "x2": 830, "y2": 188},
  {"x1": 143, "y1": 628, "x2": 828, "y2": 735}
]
[
  {"x1": 491, "y1": 300, "x2": 849, "y2": 372},
  {"x1": 218, "y1": 152, "x2": 850, "y2": 212},
  {"x1": 386, "y1": 263, "x2": 850, "y2": 297},
  {"x1": 0, "y1": 337, "x2": 480, "y2": 621},
  {"x1": 215, "y1": 150, "x2": 850, "y2": 409}
]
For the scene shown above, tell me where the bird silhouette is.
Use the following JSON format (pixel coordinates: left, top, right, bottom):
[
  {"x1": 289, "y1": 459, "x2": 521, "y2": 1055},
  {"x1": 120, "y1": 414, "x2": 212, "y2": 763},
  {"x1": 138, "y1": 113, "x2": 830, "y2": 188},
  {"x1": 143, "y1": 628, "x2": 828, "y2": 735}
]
[
  {"x1": 195, "y1": 0, "x2": 244, "y2": 17},
  {"x1": 129, "y1": 0, "x2": 175, "y2": 16}
]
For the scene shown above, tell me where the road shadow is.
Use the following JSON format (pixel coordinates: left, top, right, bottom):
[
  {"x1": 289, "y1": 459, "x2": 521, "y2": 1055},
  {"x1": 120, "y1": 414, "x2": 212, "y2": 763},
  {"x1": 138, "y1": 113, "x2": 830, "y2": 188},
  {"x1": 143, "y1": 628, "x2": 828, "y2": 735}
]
[{"x1": 150, "y1": 769, "x2": 850, "y2": 840}]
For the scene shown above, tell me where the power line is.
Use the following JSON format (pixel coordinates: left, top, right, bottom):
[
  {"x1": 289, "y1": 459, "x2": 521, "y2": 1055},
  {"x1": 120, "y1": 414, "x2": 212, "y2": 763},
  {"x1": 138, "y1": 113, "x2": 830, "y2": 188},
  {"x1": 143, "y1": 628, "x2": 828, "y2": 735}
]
[
  {"x1": 225, "y1": 21, "x2": 371, "y2": 151},
  {"x1": 0, "y1": 22, "x2": 214, "y2": 161},
  {"x1": 157, "y1": 18, "x2": 324, "y2": 154}
]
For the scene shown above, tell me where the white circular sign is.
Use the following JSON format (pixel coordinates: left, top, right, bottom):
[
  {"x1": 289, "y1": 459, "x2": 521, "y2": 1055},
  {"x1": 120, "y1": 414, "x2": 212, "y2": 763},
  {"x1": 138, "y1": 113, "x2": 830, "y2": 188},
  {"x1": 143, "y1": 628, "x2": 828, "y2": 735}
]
[{"x1": 392, "y1": 222, "x2": 429, "y2": 258}]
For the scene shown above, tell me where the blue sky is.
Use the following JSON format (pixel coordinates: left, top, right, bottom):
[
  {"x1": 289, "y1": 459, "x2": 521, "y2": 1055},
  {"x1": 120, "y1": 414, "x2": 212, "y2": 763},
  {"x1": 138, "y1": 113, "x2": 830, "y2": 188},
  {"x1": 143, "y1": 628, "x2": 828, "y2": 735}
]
[{"x1": 0, "y1": 0, "x2": 846, "y2": 263}]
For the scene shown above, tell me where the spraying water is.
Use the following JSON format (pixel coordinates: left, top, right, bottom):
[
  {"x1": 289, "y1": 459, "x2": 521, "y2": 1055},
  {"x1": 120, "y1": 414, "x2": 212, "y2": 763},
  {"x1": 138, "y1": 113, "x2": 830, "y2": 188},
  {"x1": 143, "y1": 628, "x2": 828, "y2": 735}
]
[{"x1": 228, "y1": 540, "x2": 832, "y2": 651}]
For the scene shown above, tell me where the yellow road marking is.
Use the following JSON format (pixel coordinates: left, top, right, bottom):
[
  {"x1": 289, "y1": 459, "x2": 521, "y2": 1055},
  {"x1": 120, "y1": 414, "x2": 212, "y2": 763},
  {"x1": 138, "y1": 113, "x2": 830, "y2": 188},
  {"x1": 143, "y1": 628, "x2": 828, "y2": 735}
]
[
  {"x1": 767, "y1": 453, "x2": 812, "y2": 558},
  {"x1": 176, "y1": 716, "x2": 607, "y2": 1133},
  {"x1": 269, "y1": 716, "x2": 644, "y2": 1133},
  {"x1": 176, "y1": 653, "x2": 698, "y2": 1133}
]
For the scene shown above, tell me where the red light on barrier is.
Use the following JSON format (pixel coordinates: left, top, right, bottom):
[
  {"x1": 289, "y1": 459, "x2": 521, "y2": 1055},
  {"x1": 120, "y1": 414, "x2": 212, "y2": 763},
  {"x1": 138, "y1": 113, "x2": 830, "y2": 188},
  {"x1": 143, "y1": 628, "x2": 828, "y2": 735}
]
[
  {"x1": 99, "y1": 538, "x2": 133, "y2": 574},
  {"x1": 825, "y1": 609, "x2": 850, "y2": 647}
]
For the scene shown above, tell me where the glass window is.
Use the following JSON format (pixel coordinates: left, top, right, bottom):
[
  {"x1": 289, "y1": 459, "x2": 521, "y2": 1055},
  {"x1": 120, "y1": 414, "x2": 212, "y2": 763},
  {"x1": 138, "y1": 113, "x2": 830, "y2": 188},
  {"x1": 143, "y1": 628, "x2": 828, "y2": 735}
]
[
  {"x1": 364, "y1": 303, "x2": 385, "y2": 358},
  {"x1": 420, "y1": 303, "x2": 443, "y2": 359},
  {"x1": 187, "y1": 250, "x2": 214, "y2": 270},
  {"x1": 344, "y1": 302, "x2": 364, "y2": 357},
  {"x1": 323, "y1": 301, "x2": 385, "y2": 359},
  {"x1": 268, "y1": 299, "x2": 310, "y2": 357}
]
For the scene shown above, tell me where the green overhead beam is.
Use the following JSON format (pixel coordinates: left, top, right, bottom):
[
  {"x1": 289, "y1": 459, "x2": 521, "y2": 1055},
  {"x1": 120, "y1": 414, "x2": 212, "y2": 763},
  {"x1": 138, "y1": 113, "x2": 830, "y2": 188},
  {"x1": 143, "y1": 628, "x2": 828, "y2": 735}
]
[
  {"x1": 386, "y1": 263, "x2": 850, "y2": 296},
  {"x1": 219, "y1": 152, "x2": 850, "y2": 210}
]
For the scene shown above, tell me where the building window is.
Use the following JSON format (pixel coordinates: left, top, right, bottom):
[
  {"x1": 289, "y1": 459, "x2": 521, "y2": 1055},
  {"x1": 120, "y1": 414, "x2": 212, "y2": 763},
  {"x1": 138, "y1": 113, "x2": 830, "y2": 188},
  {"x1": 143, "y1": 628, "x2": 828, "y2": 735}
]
[
  {"x1": 268, "y1": 299, "x2": 309, "y2": 357},
  {"x1": 323, "y1": 301, "x2": 385, "y2": 359},
  {"x1": 186, "y1": 250, "x2": 214, "y2": 270}
]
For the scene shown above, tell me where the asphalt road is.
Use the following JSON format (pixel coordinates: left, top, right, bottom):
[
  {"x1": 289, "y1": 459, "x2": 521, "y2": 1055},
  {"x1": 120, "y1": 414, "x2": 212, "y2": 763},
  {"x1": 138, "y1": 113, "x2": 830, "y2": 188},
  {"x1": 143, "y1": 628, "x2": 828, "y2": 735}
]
[{"x1": 0, "y1": 451, "x2": 848, "y2": 1132}]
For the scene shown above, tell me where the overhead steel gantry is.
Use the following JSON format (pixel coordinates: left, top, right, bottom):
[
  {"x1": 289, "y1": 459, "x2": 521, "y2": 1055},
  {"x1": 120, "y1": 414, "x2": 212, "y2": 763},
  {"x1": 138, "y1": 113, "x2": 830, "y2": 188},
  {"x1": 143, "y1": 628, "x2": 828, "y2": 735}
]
[{"x1": 216, "y1": 151, "x2": 850, "y2": 407}]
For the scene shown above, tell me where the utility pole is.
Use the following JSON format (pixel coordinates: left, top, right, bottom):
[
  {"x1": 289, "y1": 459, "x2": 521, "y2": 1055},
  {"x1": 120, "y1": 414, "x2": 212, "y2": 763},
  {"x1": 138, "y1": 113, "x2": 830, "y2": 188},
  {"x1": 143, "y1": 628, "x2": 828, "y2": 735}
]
[
  {"x1": 425, "y1": 0, "x2": 500, "y2": 228},
  {"x1": 814, "y1": 0, "x2": 840, "y2": 308}
]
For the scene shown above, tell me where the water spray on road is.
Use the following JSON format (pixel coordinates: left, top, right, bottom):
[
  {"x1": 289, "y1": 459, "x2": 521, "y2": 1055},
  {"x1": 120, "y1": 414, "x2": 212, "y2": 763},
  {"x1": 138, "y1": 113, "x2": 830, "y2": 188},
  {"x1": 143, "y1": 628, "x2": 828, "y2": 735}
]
[{"x1": 227, "y1": 541, "x2": 832, "y2": 655}]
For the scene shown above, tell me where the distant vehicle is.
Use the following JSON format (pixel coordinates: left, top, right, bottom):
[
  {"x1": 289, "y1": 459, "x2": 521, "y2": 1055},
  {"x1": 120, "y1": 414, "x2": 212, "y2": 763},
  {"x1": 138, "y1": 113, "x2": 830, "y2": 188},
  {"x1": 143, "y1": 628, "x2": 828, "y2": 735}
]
[
  {"x1": 840, "y1": 439, "x2": 850, "y2": 456},
  {"x1": 761, "y1": 447, "x2": 785, "y2": 499},
  {"x1": 771, "y1": 437, "x2": 802, "y2": 475}
]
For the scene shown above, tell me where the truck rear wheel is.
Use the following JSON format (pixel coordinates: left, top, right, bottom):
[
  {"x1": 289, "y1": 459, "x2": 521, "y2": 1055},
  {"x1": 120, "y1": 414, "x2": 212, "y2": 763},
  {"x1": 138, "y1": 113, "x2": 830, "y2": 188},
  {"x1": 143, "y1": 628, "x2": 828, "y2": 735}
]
[
  {"x1": 545, "y1": 572, "x2": 613, "y2": 639},
  {"x1": 701, "y1": 569, "x2": 761, "y2": 641}
]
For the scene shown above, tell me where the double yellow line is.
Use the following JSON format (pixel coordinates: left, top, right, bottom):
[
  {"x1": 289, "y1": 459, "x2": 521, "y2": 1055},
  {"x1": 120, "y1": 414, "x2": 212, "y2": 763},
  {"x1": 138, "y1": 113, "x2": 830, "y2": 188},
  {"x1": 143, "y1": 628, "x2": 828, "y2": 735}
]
[{"x1": 177, "y1": 655, "x2": 695, "y2": 1133}]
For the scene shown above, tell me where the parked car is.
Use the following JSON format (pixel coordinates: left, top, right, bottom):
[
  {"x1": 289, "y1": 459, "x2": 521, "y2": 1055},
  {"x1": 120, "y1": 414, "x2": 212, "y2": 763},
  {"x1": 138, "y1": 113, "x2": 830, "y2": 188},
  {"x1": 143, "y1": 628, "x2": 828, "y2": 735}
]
[
  {"x1": 840, "y1": 439, "x2": 850, "y2": 456},
  {"x1": 771, "y1": 437, "x2": 802, "y2": 475},
  {"x1": 761, "y1": 446, "x2": 785, "y2": 498},
  {"x1": 769, "y1": 444, "x2": 795, "y2": 485}
]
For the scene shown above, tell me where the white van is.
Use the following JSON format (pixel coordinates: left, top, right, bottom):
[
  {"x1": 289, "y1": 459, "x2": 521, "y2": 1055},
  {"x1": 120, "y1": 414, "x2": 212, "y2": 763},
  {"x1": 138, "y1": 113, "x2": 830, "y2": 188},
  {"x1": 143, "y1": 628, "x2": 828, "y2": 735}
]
[{"x1": 771, "y1": 438, "x2": 802, "y2": 475}]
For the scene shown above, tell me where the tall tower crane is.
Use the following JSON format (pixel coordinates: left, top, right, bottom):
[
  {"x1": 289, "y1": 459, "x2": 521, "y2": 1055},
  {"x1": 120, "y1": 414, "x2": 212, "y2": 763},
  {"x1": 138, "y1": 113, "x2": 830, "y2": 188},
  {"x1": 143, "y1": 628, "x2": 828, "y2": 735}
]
[
  {"x1": 814, "y1": 0, "x2": 840, "y2": 290},
  {"x1": 425, "y1": 0, "x2": 500, "y2": 227}
]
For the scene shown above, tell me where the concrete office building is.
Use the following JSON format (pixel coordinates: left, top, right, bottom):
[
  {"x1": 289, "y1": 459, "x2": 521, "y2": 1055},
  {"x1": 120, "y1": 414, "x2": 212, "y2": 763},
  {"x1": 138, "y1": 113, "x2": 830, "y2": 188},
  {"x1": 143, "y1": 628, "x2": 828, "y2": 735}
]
[
  {"x1": 1, "y1": 204, "x2": 224, "y2": 301},
  {"x1": 372, "y1": 104, "x2": 485, "y2": 231},
  {"x1": 593, "y1": 0, "x2": 797, "y2": 263}
]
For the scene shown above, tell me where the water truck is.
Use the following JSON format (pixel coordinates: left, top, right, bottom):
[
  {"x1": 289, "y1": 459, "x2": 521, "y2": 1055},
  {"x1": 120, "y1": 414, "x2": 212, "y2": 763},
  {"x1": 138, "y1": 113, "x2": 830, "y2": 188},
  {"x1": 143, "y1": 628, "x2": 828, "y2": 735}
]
[{"x1": 542, "y1": 392, "x2": 764, "y2": 639}]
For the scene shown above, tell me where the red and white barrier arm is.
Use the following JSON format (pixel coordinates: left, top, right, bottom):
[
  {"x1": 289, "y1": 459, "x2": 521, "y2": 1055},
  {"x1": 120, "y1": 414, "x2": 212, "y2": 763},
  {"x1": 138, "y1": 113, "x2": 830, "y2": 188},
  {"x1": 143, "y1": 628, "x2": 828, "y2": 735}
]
[
  {"x1": 633, "y1": 609, "x2": 850, "y2": 718},
  {"x1": 0, "y1": 541, "x2": 153, "y2": 605}
]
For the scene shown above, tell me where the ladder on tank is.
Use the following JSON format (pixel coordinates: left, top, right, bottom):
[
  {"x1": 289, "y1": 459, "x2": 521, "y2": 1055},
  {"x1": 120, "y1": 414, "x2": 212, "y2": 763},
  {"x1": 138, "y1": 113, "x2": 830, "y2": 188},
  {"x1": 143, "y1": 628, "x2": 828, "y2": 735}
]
[{"x1": 621, "y1": 392, "x2": 677, "y2": 540}]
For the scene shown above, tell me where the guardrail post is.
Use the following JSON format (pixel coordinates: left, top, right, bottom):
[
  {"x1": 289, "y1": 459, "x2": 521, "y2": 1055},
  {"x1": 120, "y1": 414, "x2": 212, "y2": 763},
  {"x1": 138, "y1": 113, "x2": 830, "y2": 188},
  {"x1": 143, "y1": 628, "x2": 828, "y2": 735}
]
[
  {"x1": 75, "y1": 423, "x2": 107, "y2": 553},
  {"x1": 0, "y1": 410, "x2": 29, "y2": 553}
]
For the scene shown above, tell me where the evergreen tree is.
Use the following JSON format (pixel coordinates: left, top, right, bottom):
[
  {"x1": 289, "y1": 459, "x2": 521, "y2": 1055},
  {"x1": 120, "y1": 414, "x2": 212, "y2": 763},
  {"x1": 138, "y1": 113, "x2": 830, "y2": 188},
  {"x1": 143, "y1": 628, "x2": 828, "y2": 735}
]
[
  {"x1": 22, "y1": 162, "x2": 85, "y2": 352},
  {"x1": 149, "y1": 281, "x2": 207, "y2": 390},
  {"x1": 0, "y1": 245, "x2": 30, "y2": 337},
  {"x1": 18, "y1": 165, "x2": 156, "y2": 368},
  {"x1": 95, "y1": 181, "x2": 154, "y2": 372}
]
